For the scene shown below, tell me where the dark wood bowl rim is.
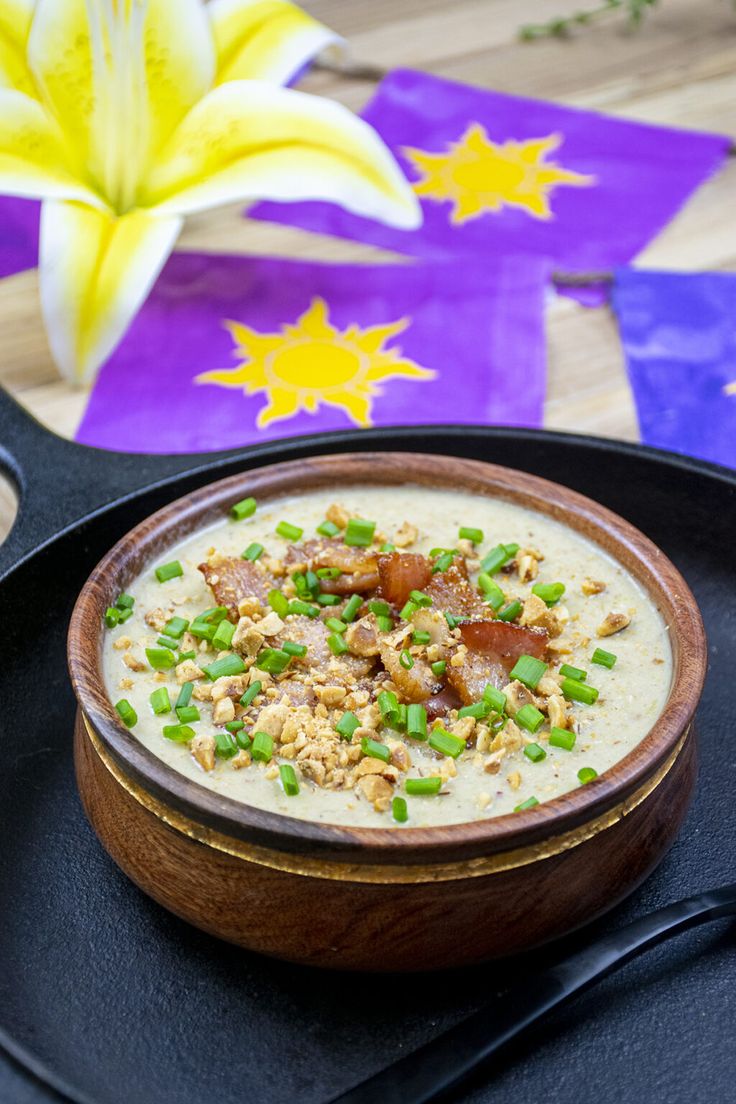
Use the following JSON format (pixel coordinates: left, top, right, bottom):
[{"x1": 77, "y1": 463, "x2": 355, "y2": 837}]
[{"x1": 68, "y1": 451, "x2": 706, "y2": 866}]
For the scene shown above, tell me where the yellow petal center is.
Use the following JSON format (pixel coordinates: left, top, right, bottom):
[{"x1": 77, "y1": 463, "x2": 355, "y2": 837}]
[{"x1": 268, "y1": 340, "x2": 364, "y2": 389}]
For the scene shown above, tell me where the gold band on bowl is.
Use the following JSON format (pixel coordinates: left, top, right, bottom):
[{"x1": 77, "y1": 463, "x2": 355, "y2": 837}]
[{"x1": 83, "y1": 713, "x2": 688, "y2": 885}]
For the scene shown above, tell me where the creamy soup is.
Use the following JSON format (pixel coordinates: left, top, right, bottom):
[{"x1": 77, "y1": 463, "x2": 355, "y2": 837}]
[{"x1": 102, "y1": 486, "x2": 672, "y2": 827}]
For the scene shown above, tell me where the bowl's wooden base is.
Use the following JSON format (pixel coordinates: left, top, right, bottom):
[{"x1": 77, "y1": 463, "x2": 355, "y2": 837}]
[{"x1": 74, "y1": 710, "x2": 696, "y2": 972}]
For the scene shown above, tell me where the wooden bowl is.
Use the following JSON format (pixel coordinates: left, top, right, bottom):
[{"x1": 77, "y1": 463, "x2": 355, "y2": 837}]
[{"x1": 68, "y1": 453, "x2": 706, "y2": 972}]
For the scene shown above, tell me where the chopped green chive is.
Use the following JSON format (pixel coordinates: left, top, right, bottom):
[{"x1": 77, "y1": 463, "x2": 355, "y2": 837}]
[
  {"x1": 316, "y1": 593, "x2": 342, "y2": 607},
  {"x1": 230, "y1": 496, "x2": 256, "y2": 521},
  {"x1": 189, "y1": 621, "x2": 216, "y2": 642},
  {"x1": 559, "y1": 663, "x2": 587, "y2": 681},
  {"x1": 115, "y1": 593, "x2": 135, "y2": 610},
  {"x1": 400, "y1": 599, "x2": 418, "y2": 620},
  {"x1": 256, "y1": 648, "x2": 291, "y2": 674},
  {"x1": 164, "y1": 616, "x2": 189, "y2": 639},
  {"x1": 412, "y1": 630, "x2": 431, "y2": 646},
  {"x1": 376, "y1": 615, "x2": 394, "y2": 632},
  {"x1": 432, "y1": 551, "x2": 454, "y2": 574},
  {"x1": 410, "y1": 590, "x2": 432, "y2": 608},
  {"x1": 287, "y1": 599, "x2": 319, "y2": 618},
  {"x1": 146, "y1": 647, "x2": 176, "y2": 671},
  {"x1": 176, "y1": 705, "x2": 200, "y2": 724},
  {"x1": 214, "y1": 731, "x2": 238, "y2": 759},
  {"x1": 252, "y1": 731, "x2": 274, "y2": 762},
  {"x1": 155, "y1": 560, "x2": 183, "y2": 583},
  {"x1": 156, "y1": 634, "x2": 180, "y2": 652},
  {"x1": 280, "y1": 763, "x2": 300, "y2": 796},
  {"x1": 431, "y1": 660, "x2": 447, "y2": 678},
  {"x1": 327, "y1": 633, "x2": 349, "y2": 656},
  {"x1": 396, "y1": 703, "x2": 407, "y2": 730},
  {"x1": 562, "y1": 678, "x2": 599, "y2": 706},
  {"x1": 459, "y1": 526, "x2": 484, "y2": 543},
  {"x1": 316, "y1": 567, "x2": 342, "y2": 579},
  {"x1": 325, "y1": 617, "x2": 347, "y2": 634},
  {"x1": 497, "y1": 600, "x2": 522, "y2": 623},
  {"x1": 532, "y1": 581, "x2": 566, "y2": 606},
  {"x1": 281, "y1": 640, "x2": 307, "y2": 657},
  {"x1": 480, "y1": 543, "x2": 518, "y2": 575},
  {"x1": 458, "y1": 700, "x2": 491, "y2": 720},
  {"x1": 225, "y1": 720, "x2": 244, "y2": 733},
  {"x1": 578, "y1": 766, "x2": 598, "y2": 785},
  {"x1": 428, "y1": 728, "x2": 465, "y2": 758},
  {"x1": 523, "y1": 742, "x2": 547, "y2": 763},
  {"x1": 478, "y1": 573, "x2": 505, "y2": 610},
  {"x1": 149, "y1": 688, "x2": 171, "y2": 716},
  {"x1": 514, "y1": 796, "x2": 540, "y2": 811},
  {"x1": 381, "y1": 542, "x2": 396, "y2": 553},
  {"x1": 197, "y1": 606, "x2": 229, "y2": 624},
  {"x1": 483, "y1": 685, "x2": 507, "y2": 713},
  {"x1": 235, "y1": 730, "x2": 252, "y2": 751},
  {"x1": 368, "y1": 600, "x2": 391, "y2": 617},
  {"x1": 211, "y1": 619, "x2": 235, "y2": 650},
  {"x1": 407, "y1": 703, "x2": 428, "y2": 741},
  {"x1": 240, "y1": 680, "x2": 261, "y2": 707},
  {"x1": 341, "y1": 593, "x2": 363, "y2": 623},
  {"x1": 175, "y1": 682, "x2": 193, "y2": 709},
  {"x1": 399, "y1": 649, "x2": 414, "y2": 670},
  {"x1": 361, "y1": 737, "x2": 390, "y2": 763},
  {"x1": 344, "y1": 517, "x2": 376, "y2": 547},
  {"x1": 515, "y1": 704, "x2": 545, "y2": 734},
  {"x1": 242, "y1": 542, "x2": 264, "y2": 562},
  {"x1": 178, "y1": 650, "x2": 196, "y2": 662},
  {"x1": 509, "y1": 654, "x2": 548, "y2": 690},
  {"x1": 276, "y1": 521, "x2": 303, "y2": 541},
  {"x1": 444, "y1": 611, "x2": 459, "y2": 630},
  {"x1": 118, "y1": 607, "x2": 134, "y2": 624},
  {"x1": 162, "y1": 723, "x2": 194, "y2": 743},
  {"x1": 378, "y1": 690, "x2": 400, "y2": 726},
  {"x1": 115, "y1": 699, "x2": 137, "y2": 728},
  {"x1": 405, "y1": 776, "x2": 442, "y2": 795},
  {"x1": 336, "y1": 711, "x2": 360, "y2": 740},
  {"x1": 592, "y1": 647, "x2": 617, "y2": 669},
  {"x1": 392, "y1": 796, "x2": 408, "y2": 823},
  {"x1": 549, "y1": 727, "x2": 576, "y2": 751},
  {"x1": 267, "y1": 589, "x2": 289, "y2": 618},
  {"x1": 203, "y1": 654, "x2": 246, "y2": 680},
  {"x1": 317, "y1": 519, "x2": 340, "y2": 538},
  {"x1": 104, "y1": 606, "x2": 120, "y2": 628}
]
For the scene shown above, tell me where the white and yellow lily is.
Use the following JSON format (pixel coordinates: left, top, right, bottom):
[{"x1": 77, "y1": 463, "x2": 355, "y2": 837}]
[{"x1": 0, "y1": 0, "x2": 420, "y2": 383}]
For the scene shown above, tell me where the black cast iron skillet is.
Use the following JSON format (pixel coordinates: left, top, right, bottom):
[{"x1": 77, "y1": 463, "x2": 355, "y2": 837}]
[{"x1": 1, "y1": 388, "x2": 735, "y2": 1104}]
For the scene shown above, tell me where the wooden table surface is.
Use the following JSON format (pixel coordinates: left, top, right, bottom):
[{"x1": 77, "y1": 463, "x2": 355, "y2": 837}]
[{"x1": 1, "y1": 0, "x2": 735, "y2": 536}]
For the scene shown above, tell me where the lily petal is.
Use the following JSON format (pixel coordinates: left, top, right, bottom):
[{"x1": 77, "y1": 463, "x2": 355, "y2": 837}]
[
  {"x1": 0, "y1": 0, "x2": 36, "y2": 94},
  {"x1": 209, "y1": 0, "x2": 343, "y2": 86},
  {"x1": 141, "y1": 80, "x2": 421, "y2": 228},
  {"x1": 28, "y1": 0, "x2": 215, "y2": 205},
  {"x1": 40, "y1": 200, "x2": 181, "y2": 384},
  {"x1": 0, "y1": 89, "x2": 106, "y2": 205}
]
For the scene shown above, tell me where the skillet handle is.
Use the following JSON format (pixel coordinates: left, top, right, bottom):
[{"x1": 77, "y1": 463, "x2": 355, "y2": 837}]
[{"x1": 0, "y1": 389, "x2": 196, "y2": 580}]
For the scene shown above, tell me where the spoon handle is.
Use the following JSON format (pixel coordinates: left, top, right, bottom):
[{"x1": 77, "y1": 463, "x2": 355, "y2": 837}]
[{"x1": 328, "y1": 884, "x2": 736, "y2": 1104}]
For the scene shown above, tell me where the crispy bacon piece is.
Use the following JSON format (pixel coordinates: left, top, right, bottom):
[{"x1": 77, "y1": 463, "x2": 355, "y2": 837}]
[
  {"x1": 284, "y1": 539, "x2": 379, "y2": 594},
  {"x1": 425, "y1": 565, "x2": 492, "y2": 620},
  {"x1": 447, "y1": 651, "x2": 506, "y2": 705},
  {"x1": 274, "y1": 616, "x2": 375, "y2": 680},
  {"x1": 424, "y1": 686, "x2": 462, "y2": 721},
  {"x1": 198, "y1": 555, "x2": 271, "y2": 621},
  {"x1": 377, "y1": 552, "x2": 432, "y2": 607},
  {"x1": 458, "y1": 620, "x2": 548, "y2": 666},
  {"x1": 380, "y1": 641, "x2": 437, "y2": 703}
]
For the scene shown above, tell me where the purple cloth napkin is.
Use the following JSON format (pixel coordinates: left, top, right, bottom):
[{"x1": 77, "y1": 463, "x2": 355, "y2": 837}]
[
  {"x1": 612, "y1": 267, "x2": 736, "y2": 469},
  {"x1": 76, "y1": 252, "x2": 549, "y2": 453},
  {"x1": 251, "y1": 69, "x2": 730, "y2": 305},
  {"x1": 0, "y1": 197, "x2": 39, "y2": 277}
]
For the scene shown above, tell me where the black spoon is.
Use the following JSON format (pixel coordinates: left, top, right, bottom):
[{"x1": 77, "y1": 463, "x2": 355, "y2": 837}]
[{"x1": 328, "y1": 883, "x2": 736, "y2": 1104}]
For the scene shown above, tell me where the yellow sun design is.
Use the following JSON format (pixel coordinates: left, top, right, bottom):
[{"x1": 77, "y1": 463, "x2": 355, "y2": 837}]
[
  {"x1": 196, "y1": 297, "x2": 436, "y2": 428},
  {"x1": 402, "y1": 123, "x2": 595, "y2": 225}
]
